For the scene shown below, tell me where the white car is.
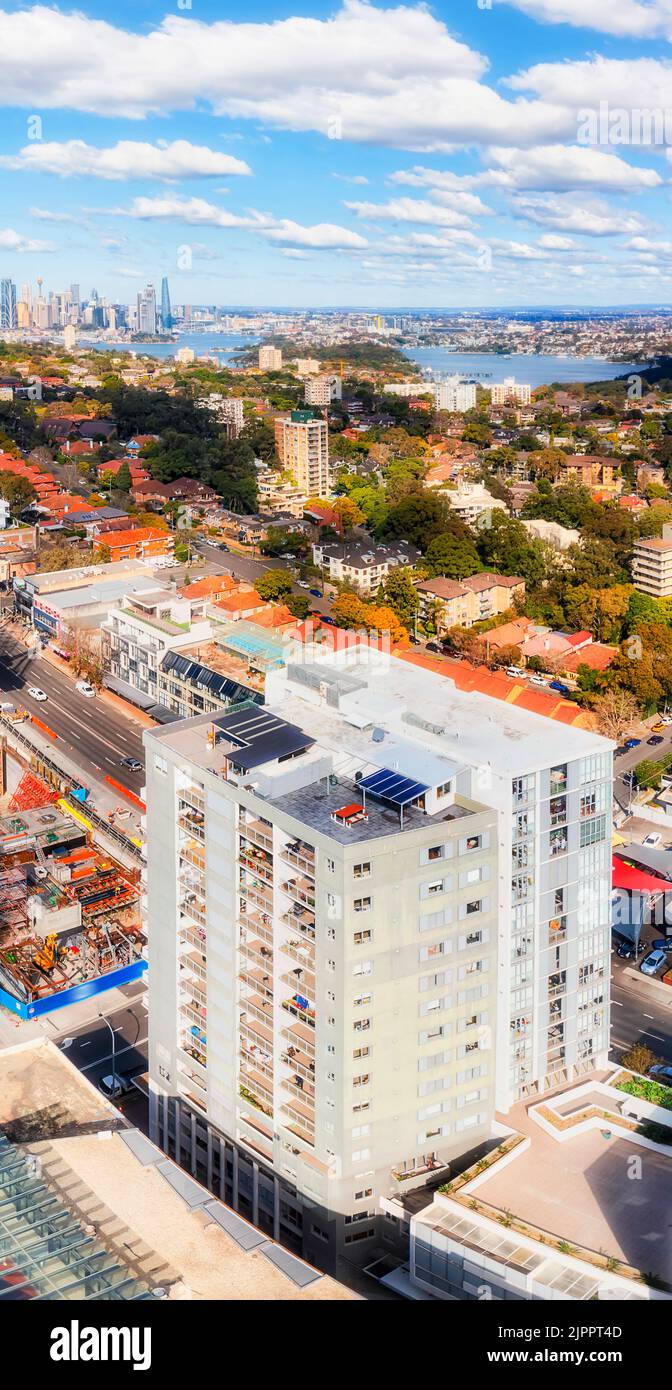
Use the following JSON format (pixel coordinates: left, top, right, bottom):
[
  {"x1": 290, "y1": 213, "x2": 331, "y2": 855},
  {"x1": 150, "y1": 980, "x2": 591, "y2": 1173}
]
[
  {"x1": 75, "y1": 679, "x2": 95, "y2": 699},
  {"x1": 297, "y1": 581, "x2": 310, "y2": 590},
  {"x1": 27, "y1": 686, "x2": 47, "y2": 702},
  {"x1": 661, "y1": 715, "x2": 672, "y2": 726},
  {"x1": 529, "y1": 675, "x2": 548, "y2": 687},
  {"x1": 643, "y1": 833, "x2": 662, "y2": 848},
  {"x1": 506, "y1": 665, "x2": 525, "y2": 678}
]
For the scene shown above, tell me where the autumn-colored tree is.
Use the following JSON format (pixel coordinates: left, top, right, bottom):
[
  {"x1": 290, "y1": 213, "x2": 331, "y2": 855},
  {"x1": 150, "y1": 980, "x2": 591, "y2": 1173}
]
[
  {"x1": 590, "y1": 686, "x2": 641, "y2": 738},
  {"x1": 332, "y1": 496, "x2": 365, "y2": 535}
]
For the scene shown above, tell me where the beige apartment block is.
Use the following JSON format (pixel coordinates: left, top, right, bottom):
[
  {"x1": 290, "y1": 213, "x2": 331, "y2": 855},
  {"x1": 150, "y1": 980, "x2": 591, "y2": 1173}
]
[{"x1": 633, "y1": 524, "x2": 672, "y2": 597}]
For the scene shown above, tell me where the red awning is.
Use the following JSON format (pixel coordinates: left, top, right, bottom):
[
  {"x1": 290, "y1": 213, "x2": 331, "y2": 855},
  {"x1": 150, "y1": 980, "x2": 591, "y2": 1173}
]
[{"x1": 612, "y1": 855, "x2": 667, "y2": 893}]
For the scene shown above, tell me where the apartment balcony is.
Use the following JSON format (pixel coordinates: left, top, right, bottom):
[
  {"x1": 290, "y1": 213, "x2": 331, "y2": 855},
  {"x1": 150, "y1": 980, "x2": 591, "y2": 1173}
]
[
  {"x1": 239, "y1": 817, "x2": 273, "y2": 853},
  {"x1": 240, "y1": 1044, "x2": 274, "y2": 1081},
  {"x1": 279, "y1": 935, "x2": 315, "y2": 970},
  {"x1": 239, "y1": 936, "x2": 273, "y2": 973},
  {"x1": 238, "y1": 1109, "x2": 274, "y2": 1150},
  {"x1": 240, "y1": 1014, "x2": 274, "y2": 1053},
  {"x1": 390, "y1": 1154, "x2": 450, "y2": 1189},
  {"x1": 180, "y1": 895, "x2": 206, "y2": 927},
  {"x1": 239, "y1": 1081, "x2": 273, "y2": 1119},
  {"x1": 282, "y1": 1073, "x2": 315, "y2": 1104},
  {"x1": 178, "y1": 813, "x2": 205, "y2": 842},
  {"x1": 281, "y1": 1099, "x2": 315, "y2": 1146},
  {"x1": 179, "y1": 920, "x2": 207, "y2": 953},
  {"x1": 240, "y1": 991, "x2": 274, "y2": 1029},
  {"x1": 179, "y1": 785, "x2": 205, "y2": 815},
  {"x1": 280, "y1": 1048, "x2": 314, "y2": 1084},
  {"x1": 239, "y1": 878, "x2": 273, "y2": 916},
  {"x1": 280, "y1": 877, "x2": 315, "y2": 911},
  {"x1": 280, "y1": 906, "x2": 315, "y2": 938},
  {"x1": 281, "y1": 995, "x2": 315, "y2": 1028},
  {"x1": 239, "y1": 851, "x2": 274, "y2": 885},
  {"x1": 177, "y1": 1056, "x2": 207, "y2": 1101},
  {"x1": 179, "y1": 844, "x2": 206, "y2": 874},
  {"x1": 180, "y1": 999, "x2": 207, "y2": 1031},
  {"x1": 179, "y1": 947, "x2": 207, "y2": 985},
  {"x1": 280, "y1": 841, "x2": 316, "y2": 878},
  {"x1": 179, "y1": 1034, "x2": 207, "y2": 1070},
  {"x1": 281, "y1": 965, "x2": 316, "y2": 999},
  {"x1": 282, "y1": 1020, "x2": 316, "y2": 1058},
  {"x1": 239, "y1": 1064, "x2": 274, "y2": 1107},
  {"x1": 180, "y1": 977, "x2": 207, "y2": 1011},
  {"x1": 547, "y1": 973, "x2": 567, "y2": 1000},
  {"x1": 239, "y1": 963, "x2": 274, "y2": 1000},
  {"x1": 238, "y1": 909, "x2": 273, "y2": 948},
  {"x1": 546, "y1": 916, "x2": 567, "y2": 946}
]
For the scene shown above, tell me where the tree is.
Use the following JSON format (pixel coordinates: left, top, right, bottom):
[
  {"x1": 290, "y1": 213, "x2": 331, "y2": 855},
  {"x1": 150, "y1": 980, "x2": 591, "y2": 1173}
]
[
  {"x1": 425, "y1": 532, "x2": 481, "y2": 580},
  {"x1": 380, "y1": 567, "x2": 420, "y2": 630},
  {"x1": 115, "y1": 462, "x2": 133, "y2": 493},
  {"x1": 379, "y1": 489, "x2": 455, "y2": 551},
  {"x1": 621, "y1": 1043, "x2": 658, "y2": 1074},
  {"x1": 0, "y1": 471, "x2": 37, "y2": 514},
  {"x1": 332, "y1": 496, "x2": 365, "y2": 535},
  {"x1": 477, "y1": 512, "x2": 549, "y2": 589},
  {"x1": 590, "y1": 686, "x2": 640, "y2": 738},
  {"x1": 92, "y1": 543, "x2": 111, "y2": 565},
  {"x1": 286, "y1": 593, "x2": 311, "y2": 620},
  {"x1": 255, "y1": 570, "x2": 293, "y2": 601}
]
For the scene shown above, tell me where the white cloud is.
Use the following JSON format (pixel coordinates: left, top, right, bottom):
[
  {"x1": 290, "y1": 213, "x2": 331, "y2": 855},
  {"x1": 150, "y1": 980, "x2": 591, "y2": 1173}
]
[
  {"x1": 262, "y1": 219, "x2": 367, "y2": 249},
  {"x1": 332, "y1": 173, "x2": 369, "y2": 185},
  {"x1": 484, "y1": 144, "x2": 661, "y2": 192},
  {"x1": 0, "y1": 227, "x2": 54, "y2": 252},
  {"x1": 538, "y1": 234, "x2": 576, "y2": 249},
  {"x1": 279, "y1": 248, "x2": 312, "y2": 259},
  {"x1": 0, "y1": 139, "x2": 251, "y2": 181},
  {"x1": 494, "y1": 0, "x2": 672, "y2": 39},
  {"x1": 512, "y1": 193, "x2": 648, "y2": 236},
  {"x1": 112, "y1": 195, "x2": 366, "y2": 251},
  {"x1": 29, "y1": 207, "x2": 85, "y2": 223},
  {"x1": 344, "y1": 197, "x2": 474, "y2": 228}
]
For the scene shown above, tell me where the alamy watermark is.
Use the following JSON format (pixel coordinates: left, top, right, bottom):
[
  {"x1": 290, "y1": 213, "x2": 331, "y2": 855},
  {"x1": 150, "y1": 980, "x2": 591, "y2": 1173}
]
[{"x1": 577, "y1": 101, "x2": 672, "y2": 147}]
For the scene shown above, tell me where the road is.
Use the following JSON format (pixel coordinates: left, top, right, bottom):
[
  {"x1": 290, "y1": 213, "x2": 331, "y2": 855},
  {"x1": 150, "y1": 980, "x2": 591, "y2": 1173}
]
[
  {"x1": 0, "y1": 629, "x2": 146, "y2": 795},
  {"x1": 610, "y1": 948, "x2": 672, "y2": 1065},
  {"x1": 613, "y1": 722, "x2": 672, "y2": 812},
  {"x1": 191, "y1": 541, "x2": 335, "y2": 615},
  {"x1": 53, "y1": 993, "x2": 150, "y2": 1131}
]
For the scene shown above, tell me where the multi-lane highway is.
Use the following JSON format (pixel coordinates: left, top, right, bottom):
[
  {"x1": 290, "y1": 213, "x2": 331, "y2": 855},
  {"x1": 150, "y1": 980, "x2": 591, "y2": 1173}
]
[{"x1": 0, "y1": 629, "x2": 146, "y2": 794}]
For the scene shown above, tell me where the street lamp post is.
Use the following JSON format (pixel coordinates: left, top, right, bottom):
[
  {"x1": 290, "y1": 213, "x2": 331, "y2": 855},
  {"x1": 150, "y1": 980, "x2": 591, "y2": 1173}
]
[{"x1": 99, "y1": 1011, "x2": 117, "y2": 1087}]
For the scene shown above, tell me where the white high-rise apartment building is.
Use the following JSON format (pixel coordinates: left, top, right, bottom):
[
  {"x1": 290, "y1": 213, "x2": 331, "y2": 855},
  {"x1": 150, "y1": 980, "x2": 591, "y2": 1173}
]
[
  {"x1": 304, "y1": 375, "x2": 342, "y2": 407},
  {"x1": 490, "y1": 377, "x2": 532, "y2": 406},
  {"x1": 274, "y1": 410, "x2": 331, "y2": 498},
  {"x1": 434, "y1": 377, "x2": 476, "y2": 413},
  {"x1": 144, "y1": 646, "x2": 612, "y2": 1270},
  {"x1": 258, "y1": 345, "x2": 283, "y2": 370}
]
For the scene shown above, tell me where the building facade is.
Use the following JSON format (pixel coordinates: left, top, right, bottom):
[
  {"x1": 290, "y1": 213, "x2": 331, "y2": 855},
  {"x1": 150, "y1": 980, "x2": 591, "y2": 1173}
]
[
  {"x1": 633, "y1": 526, "x2": 672, "y2": 597},
  {"x1": 434, "y1": 378, "x2": 477, "y2": 413},
  {"x1": 274, "y1": 411, "x2": 331, "y2": 498}
]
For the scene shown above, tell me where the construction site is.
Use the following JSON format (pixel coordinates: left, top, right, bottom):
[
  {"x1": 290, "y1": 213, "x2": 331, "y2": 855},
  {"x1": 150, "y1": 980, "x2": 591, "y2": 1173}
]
[{"x1": 0, "y1": 755, "x2": 146, "y2": 1019}]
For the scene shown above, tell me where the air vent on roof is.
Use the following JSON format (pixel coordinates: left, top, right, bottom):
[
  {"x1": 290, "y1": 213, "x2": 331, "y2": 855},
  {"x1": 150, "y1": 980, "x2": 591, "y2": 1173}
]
[
  {"x1": 371, "y1": 727, "x2": 385, "y2": 743},
  {"x1": 329, "y1": 774, "x2": 339, "y2": 788}
]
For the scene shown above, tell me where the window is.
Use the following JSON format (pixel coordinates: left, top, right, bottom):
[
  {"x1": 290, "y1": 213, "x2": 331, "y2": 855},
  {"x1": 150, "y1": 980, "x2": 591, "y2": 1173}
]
[
  {"x1": 466, "y1": 899, "x2": 482, "y2": 915},
  {"x1": 344, "y1": 1228, "x2": 375, "y2": 1245},
  {"x1": 550, "y1": 827, "x2": 568, "y2": 858},
  {"x1": 353, "y1": 1073, "x2": 370, "y2": 1087},
  {"x1": 154, "y1": 755, "x2": 168, "y2": 775},
  {"x1": 353, "y1": 992, "x2": 372, "y2": 1008},
  {"x1": 326, "y1": 858, "x2": 335, "y2": 874},
  {"x1": 580, "y1": 815, "x2": 607, "y2": 848},
  {"x1": 353, "y1": 960, "x2": 372, "y2": 977},
  {"x1": 353, "y1": 1018, "x2": 371, "y2": 1033},
  {"x1": 419, "y1": 939, "x2": 451, "y2": 961},
  {"x1": 344, "y1": 1210, "x2": 376, "y2": 1224},
  {"x1": 354, "y1": 928, "x2": 372, "y2": 945},
  {"x1": 421, "y1": 877, "x2": 450, "y2": 898},
  {"x1": 352, "y1": 1101, "x2": 370, "y2": 1113},
  {"x1": 353, "y1": 1046, "x2": 371, "y2": 1059},
  {"x1": 354, "y1": 896, "x2": 371, "y2": 913},
  {"x1": 427, "y1": 844, "x2": 445, "y2": 861},
  {"x1": 465, "y1": 834, "x2": 482, "y2": 852},
  {"x1": 354, "y1": 862, "x2": 371, "y2": 878},
  {"x1": 354, "y1": 1187, "x2": 373, "y2": 1201},
  {"x1": 352, "y1": 1148, "x2": 370, "y2": 1162}
]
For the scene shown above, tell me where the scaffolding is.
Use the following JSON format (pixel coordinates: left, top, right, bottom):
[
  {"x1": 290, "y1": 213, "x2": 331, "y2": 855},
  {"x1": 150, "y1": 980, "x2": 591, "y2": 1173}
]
[
  {"x1": 0, "y1": 865, "x2": 28, "y2": 942},
  {"x1": 8, "y1": 773, "x2": 59, "y2": 814}
]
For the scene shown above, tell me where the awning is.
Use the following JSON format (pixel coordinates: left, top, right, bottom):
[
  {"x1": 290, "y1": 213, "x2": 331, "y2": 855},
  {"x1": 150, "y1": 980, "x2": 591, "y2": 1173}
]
[
  {"x1": 612, "y1": 855, "x2": 667, "y2": 893},
  {"x1": 359, "y1": 766, "x2": 429, "y2": 808}
]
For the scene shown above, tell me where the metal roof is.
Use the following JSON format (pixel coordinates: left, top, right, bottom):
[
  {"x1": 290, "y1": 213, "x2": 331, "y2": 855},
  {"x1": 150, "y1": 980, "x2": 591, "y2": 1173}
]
[
  {"x1": 359, "y1": 766, "x2": 430, "y2": 807},
  {"x1": 161, "y1": 650, "x2": 263, "y2": 707}
]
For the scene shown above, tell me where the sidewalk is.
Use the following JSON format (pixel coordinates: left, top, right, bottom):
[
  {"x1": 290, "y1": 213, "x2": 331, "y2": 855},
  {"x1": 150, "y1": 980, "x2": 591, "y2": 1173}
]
[
  {"x1": 40, "y1": 646, "x2": 157, "y2": 730},
  {"x1": 0, "y1": 980, "x2": 146, "y2": 1048}
]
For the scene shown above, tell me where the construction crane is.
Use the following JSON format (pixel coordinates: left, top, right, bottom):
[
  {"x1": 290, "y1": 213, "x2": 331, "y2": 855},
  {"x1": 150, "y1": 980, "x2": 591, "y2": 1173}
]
[{"x1": 33, "y1": 934, "x2": 62, "y2": 972}]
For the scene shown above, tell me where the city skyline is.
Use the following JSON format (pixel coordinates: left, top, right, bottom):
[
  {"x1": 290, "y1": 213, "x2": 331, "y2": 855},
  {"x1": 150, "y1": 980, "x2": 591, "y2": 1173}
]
[{"x1": 0, "y1": 1, "x2": 670, "y2": 308}]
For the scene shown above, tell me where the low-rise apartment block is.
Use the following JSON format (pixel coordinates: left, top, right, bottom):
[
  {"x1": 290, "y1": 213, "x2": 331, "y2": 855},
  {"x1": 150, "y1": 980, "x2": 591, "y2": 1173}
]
[
  {"x1": 633, "y1": 523, "x2": 672, "y2": 597},
  {"x1": 144, "y1": 645, "x2": 612, "y2": 1271},
  {"x1": 490, "y1": 378, "x2": 532, "y2": 406},
  {"x1": 434, "y1": 378, "x2": 477, "y2": 413},
  {"x1": 311, "y1": 538, "x2": 419, "y2": 594},
  {"x1": 417, "y1": 572, "x2": 524, "y2": 632}
]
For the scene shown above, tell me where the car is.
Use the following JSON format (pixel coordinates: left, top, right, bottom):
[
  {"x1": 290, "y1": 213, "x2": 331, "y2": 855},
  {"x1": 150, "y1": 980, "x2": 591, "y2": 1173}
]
[
  {"x1": 649, "y1": 1064, "x2": 672, "y2": 1084},
  {"x1": 426, "y1": 642, "x2": 441, "y2": 654},
  {"x1": 529, "y1": 675, "x2": 548, "y2": 687},
  {"x1": 648, "y1": 735, "x2": 664, "y2": 746},
  {"x1": 651, "y1": 721, "x2": 667, "y2": 733},
  {"x1": 623, "y1": 771, "x2": 637, "y2": 786},
  {"x1": 26, "y1": 686, "x2": 47, "y2": 702},
  {"x1": 75, "y1": 679, "x2": 95, "y2": 698},
  {"x1": 661, "y1": 715, "x2": 672, "y2": 726},
  {"x1": 309, "y1": 588, "x2": 322, "y2": 598},
  {"x1": 614, "y1": 746, "x2": 628, "y2": 758},
  {"x1": 218, "y1": 543, "x2": 229, "y2": 552},
  {"x1": 641, "y1": 949, "x2": 667, "y2": 976},
  {"x1": 320, "y1": 615, "x2": 336, "y2": 625},
  {"x1": 549, "y1": 680, "x2": 570, "y2": 696},
  {"x1": 650, "y1": 939, "x2": 672, "y2": 952},
  {"x1": 505, "y1": 665, "x2": 525, "y2": 678},
  {"x1": 206, "y1": 539, "x2": 220, "y2": 548},
  {"x1": 624, "y1": 738, "x2": 642, "y2": 749},
  {"x1": 97, "y1": 1072, "x2": 135, "y2": 1101},
  {"x1": 297, "y1": 581, "x2": 310, "y2": 590},
  {"x1": 616, "y1": 938, "x2": 645, "y2": 959},
  {"x1": 643, "y1": 832, "x2": 662, "y2": 847},
  {"x1": 120, "y1": 756, "x2": 143, "y2": 772}
]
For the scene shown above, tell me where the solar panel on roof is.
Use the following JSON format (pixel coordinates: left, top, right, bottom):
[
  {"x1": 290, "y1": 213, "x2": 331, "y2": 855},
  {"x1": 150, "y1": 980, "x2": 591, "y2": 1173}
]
[{"x1": 359, "y1": 767, "x2": 429, "y2": 806}]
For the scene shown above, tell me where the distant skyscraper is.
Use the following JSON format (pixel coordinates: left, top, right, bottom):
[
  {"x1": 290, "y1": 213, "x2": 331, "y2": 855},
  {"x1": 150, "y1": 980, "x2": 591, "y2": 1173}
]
[
  {"x1": 137, "y1": 283, "x2": 157, "y2": 335},
  {"x1": 0, "y1": 279, "x2": 17, "y2": 331},
  {"x1": 160, "y1": 277, "x2": 173, "y2": 330}
]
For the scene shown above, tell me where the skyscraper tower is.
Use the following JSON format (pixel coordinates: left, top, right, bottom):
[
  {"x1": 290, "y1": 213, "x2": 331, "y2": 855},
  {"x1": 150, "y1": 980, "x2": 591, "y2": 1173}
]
[
  {"x1": 137, "y1": 283, "x2": 157, "y2": 335},
  {"x1": 160, "y1": 276, "x2": 173, "y2": 331},
  {"x1": 0, "y1": 279, "x2": 17, "y2": 331}
]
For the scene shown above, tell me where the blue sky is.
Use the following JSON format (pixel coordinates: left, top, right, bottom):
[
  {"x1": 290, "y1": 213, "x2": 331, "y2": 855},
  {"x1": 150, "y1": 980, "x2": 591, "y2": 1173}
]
[{"x1": 0, "y1": 0, "x2": 671, "y2": 307}]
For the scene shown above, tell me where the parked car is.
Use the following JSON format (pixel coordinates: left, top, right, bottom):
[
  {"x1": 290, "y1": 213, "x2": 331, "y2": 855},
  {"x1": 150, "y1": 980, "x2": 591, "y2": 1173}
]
[
  {"x1": 641, "y1": 949, "x2": 667, "y2": 976},
  {"x1": 649, "y1": 1064, "x2": 672, "y2": 1084},
  {"x1": 309, "y1": 589, "x2": 322, "y2": 598},
  {"x1": 26, "y1": 687, "x2": 47, "y2": 702},
  {"x1": 320, "y1": 615, "x2": 336, "y2": 625},
  {"x1": 643, "y1": 833, "x2": 662, "y2": 848},
  {"x1": 529, "y1": 675, "x2": 548, "y2": 687},
  {"x1": 651, "y1": 721, "x2": 667, "y2": 732},
  {"x1": 120, "y1": 756, "x2": 143, "y2": 772},
  {"x1": 616, "y1": 939, "x2": 645, "y2": 959},
  {"x1": 549, "y1": 680, "x2": 570, "y2": 696},
  {"x1": 661, "y1": 715, "x2": 672, "y2": 726},
  {"x1": 650, "y1": 939, "x2": 672, "y2": 952},
  {"x1": 624, "y1": 737, "x2": 642, "y2": 749},
  {"x1": 98, "y1": 1072, "x2": 135, "y2": 1101},
  {"x1": 206, "y1": 539, "x2": 220, "y2": 548},
  {"x1": 75, "y1": 679, "x2": 95, "y2": 698},
  {"x1": 426, "y1": 642, "x2": 441, "y2": 654},
  {"x1": 614, "y1": 746, "x2": 628, "y2": 758},
  {"x1": 297, "y1": 581, "x2": 310, "y2": 589},
  {"x1": 505, "y1": 665, "x2": 525, "y2": 678},
  {"x1": 648, "y1": 735, "x2": 664, "y2": 746},
  {"x1": 218, "y1": 543, "x2": 229, "y2": 552}
]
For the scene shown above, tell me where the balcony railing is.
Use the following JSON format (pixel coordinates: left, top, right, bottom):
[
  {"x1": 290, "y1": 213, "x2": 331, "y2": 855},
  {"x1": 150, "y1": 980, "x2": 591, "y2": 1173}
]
[
  {"x1": 180, "y1": 896, "x2": 206, "y2": 926},
  {"x1": 239, "y1": 1015, "x2": 274, "y2": 1049},
  {"x1": 281, "y1": 967, "x2": 315, "y2": 999},
  {"x1": 283, "y1": 1074, "x2": 315, "y2": 1104},
  {"x1": 280, "y1": 1049, "x2": 314, "y2": 1084},
  {"x1": 281, "y1": 1100, "x2": 315, "y2": 1142},
  {"x1": 240, "y1": 1045, "x2": 274, "y2": 1080},
  {"x1": 239, "y1": 937, "x2": 273, "y2": 972},
  {"x1": 280, "y1": 843, "x2": 316, "y2": 877},
  {"x1": 282, "y1": 1021, "x2": 316, "y2": 1057},
  {"x1": 240, "y1": 993, "x2": 274, "y2": 1028},
  {"x1": 281, "y1": 996, "x2": 315, "y2": 1027},
  {"x1": 281, "y1": 907, "x2": 315, "y2": 938},
  {"x1": 240, "y1": 817, "x2": 273, "y2": 852},
  {"x1": 239, "y1": 964, "x2": 274, "y2": 999},
  {"x1": 239, "y1": 1065, "x2": 274, "y2": 1104},
  {"x1": 240, "y1": 1083, "x2": 273, "y2": 1118},
  {"x1": 178, "y1": 814, "x2": 205, "y2": 842},
  {"x1": 238, "y1": 907, "x2": 273, "y2": 947},
  {"x1": 280, "y1": 878, "x2": 315, "y2": 910},
  {"x1": 280, "y1": 937, "x2": 315, "y2": 970},
  {"x1": 239, "y1": 880, "x2": 273, "y2": 915},
  {"x1": 179, "y1": 786, "x2": 205, "y2": 814}
]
